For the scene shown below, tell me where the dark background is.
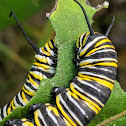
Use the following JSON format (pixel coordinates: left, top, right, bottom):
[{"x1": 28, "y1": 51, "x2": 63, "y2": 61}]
[{"x1": 0, "y1": 0, "x2": 126, "y2": 108}]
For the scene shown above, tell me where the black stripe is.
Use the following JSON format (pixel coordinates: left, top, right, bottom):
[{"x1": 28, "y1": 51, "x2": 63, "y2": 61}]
[
  {"x1": 79, "y1": 60, "x2": 117, "y2": 66},
  {"x1": 15, "y1": 95, "x2": 23, "y2": 106},
  {"x1": 78, "y1": 66, "x2": 117, "y2": 81},
  {"x1": 6, "y1": 103, "x2": 10, "y2": 115},
  {"x1": 34, "y1": 58, "x2": 57, "y2": 68},
  {"x1": 26, "y1": 81, "x2": 37, "y2": 91},
  {"x1": 72, "y1": 77, "x2": 111, "y2": 104},
  {"x1": 29, "y1": 74, "x2": 40, "y2": 84},
  {"x1": 59, "y1": 100, "x2": 78, "y2": 125},
  {"x1": 95, "y1": 41, "x2": 113, "y2": 48},
  {"x1": 38, "y1": 116, "x2": 44, "y2": 126},
  {"x1": 22, "y1": 90, "x2": 32, "y2": 101},
  {"x1": 84, "y1": 51, "x2": 117, "y2": 60},
  {"x1": 30, "y1": 67, "x2": 55, "y2": 79},
  {"x1": 0, "y1": 108, "x2": 4, "y2": 119}
]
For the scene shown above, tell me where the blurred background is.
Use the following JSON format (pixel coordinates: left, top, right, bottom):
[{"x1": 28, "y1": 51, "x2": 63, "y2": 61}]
[{"x1": 0, "y1": 0, "x2": 125, "y2": 108}]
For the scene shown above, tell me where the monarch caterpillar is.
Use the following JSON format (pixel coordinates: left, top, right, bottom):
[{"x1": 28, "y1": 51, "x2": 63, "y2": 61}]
[
  {"x1": 0, "y1": 11, "x2": 58, "y2": 121},
  {"x1": 5, "y1": 0, "x2": 117, "y2": 125}
]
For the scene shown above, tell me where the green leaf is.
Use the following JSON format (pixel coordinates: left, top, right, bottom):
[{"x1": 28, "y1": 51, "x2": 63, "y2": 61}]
[{"x1": 3, "y1": 0, "x2": 125, "y2": 125}]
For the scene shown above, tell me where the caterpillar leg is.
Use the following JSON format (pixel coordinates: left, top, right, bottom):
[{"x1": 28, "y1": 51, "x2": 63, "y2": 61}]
[
  {"x1": 30, "y1": 103, "x2": 71, "y2": 126},
  {"x1": 5, "y1": 118, "x2": 35, "y2": 126}
]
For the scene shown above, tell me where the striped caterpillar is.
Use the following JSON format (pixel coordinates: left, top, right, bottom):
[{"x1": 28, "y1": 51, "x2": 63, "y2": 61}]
[
  {"x1": 4, "y1": 0, "x2": 117, "y2": 125},
  {"x1": 0, "y1": 11, "x2": 58, "y2": 121}
]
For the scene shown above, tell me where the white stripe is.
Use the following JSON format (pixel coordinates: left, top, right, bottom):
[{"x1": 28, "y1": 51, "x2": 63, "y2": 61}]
[
  {"x1": 79, "y1": 58, "x2": 117, "y2": 65},
  {"x1": 38, "y1": 109, "x2": 48, "y2": 126},
  {"x1": 30, "y1": 71, "x2": 42, "y2": 77},
  {"x1": 77, "y1": 78, "x2": 99, "y2": 91},
  {"x1": 78, "y1": 71, "x2": 114, "y2": 82},
  {"x1": 35, "y1": 54, "x2": 46, "y2": 60},
  {"x1": 80, "y1": 36, "x2": 106, "y2": 55},
  {"x1": 24, "y1": 83, "x2": 36, "y2": 93},
  {"x1": 72, "y1": 82, "x2": 104, "y2": 107},
  {"x1": 90, "y1": 49, "x2": 116, "y2": 56},
  {"x1": 3, "y1": 104, "x2": 7, "y2": 118},
  {"x1": 13, "y1": 97, "x2": 19, "y2": 107},
  {"x1": 31, "y1": 65, "x2": 55, "y2": 73},
  {"x1": 43, "y1": 74, "x2": 47, "y2": 79},
  {"x1": 45, "y1": 45, "x2": 55, "y2": 56},
  {"x1": 80, "y1": 33, "x2": 85, "y2": 47},
  {"x1": 66, "y1": 92, "x2": 86, "y2": 115},
  {"x1": 79, "y1": 66, "x2": 113, "y2": 73},
  {"x1": 17, "y1": 92, "x2": 25, "y2": 106},
  {"x1": 59, "y1": 94, "x2": 83, "y2": 126},
  {"x1": 35, "y1": 54, "x2": 55, "y2": 65},
  {"x1": 26, "y1": 79, "x2": 38, "y2": 89},
  {"x1": 46, "y1": 57, "x2": 54, "y2": 65},
  {"x1": 46, "y1": 108, "x2": 59, "y2": 125}
]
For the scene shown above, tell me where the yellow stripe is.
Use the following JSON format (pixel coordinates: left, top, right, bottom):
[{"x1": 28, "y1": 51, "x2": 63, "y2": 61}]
[
  {"x1": 21, "y1": 91, "x2": 29, "y2": 104},
  {"x1": 45, "y1": 103, "x2": 51, "y2": 106},
  {"x1": 47, "y1": 106, "x2": 59, "y2": 116},
  {"x1": 95, "y1": 39, "x2": 112, "y2": 48},
  {"x1": 80, "y1": 33, "x2": 98, "y2": 57},
  {"x1": 67, "y1": 89, "x2": 79, "y2": 100},
  {"x1": 49, "y1": 40, "x2": 54, "y2": 49},
  {"x1": 82, "y1": 101, "x2": 99, "y2": 114},
  {"x1": 70, "y1": 83, "x2": 104, "y2": 107},
  {"x1": 22, "y1": 118, "x2": 27, "y2": 121},
  {"x1": 63, "y1": 117, "x2": 72, "y2": 126},
  {"x1": 29, "y1": 71, "x2": 43, "y2": 81},
  {"x1": 79, "y1": 75, "x2": 114, "y2": 90},
  {"x1": 22, "y1": 85, "x2": 35, "y2": 96},
  {"x1": 35, "y1": 55, "x2": 47, "y2": 63},
  {"x1": 24, "y1": 122, "x2": 34, "y2": 126},
  {"x1": 94, "y1": 62, "x2": 117, "y2": 68},
  {"x1": 70, "y1": 84, "x2": 101, "y2": 111},
  {"x1": 56, "y1": 95, "x2": 77, "y2": 126},
  {"x1": 85, "y1": 45, "x2": 115, "y2": 57},
  {"x1": 28, "y1": 74, "x2": 39, "y2": 88},
  {"x1": 79, "y1": 59, "x2": 117, "y2": 67},
  {"x1": 34, "y1": 110, "x2": 41, "y2": 126},
  {"x1": 33, "y1": 62, "x2": 50, "y2": 69},
  {"x1": 36, "y1": 66, "x2": 48, "y2": 72},
  {"x1": 76, "y1": 76, "x2": 90, "y2": 81},
  {"x1": 10, "y1": 100, "x2": 15, "y2": 110},
  {"x1": 7, "y1": 106, "x2": 11, "y2": 115},
  {"x1": 82, "y1": 32, "x2": 90, "y2": 46},
  {"x1": 42, "y1": 47, "x2": 51, "y2": 56},
  {"x1": 45, "y1": 42, "x2": 51, "y2": 53},
  {"x1": 78, "y1": 72, "x2": 115, "y2": 83}
]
